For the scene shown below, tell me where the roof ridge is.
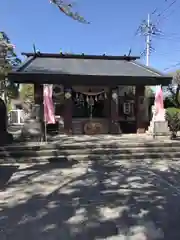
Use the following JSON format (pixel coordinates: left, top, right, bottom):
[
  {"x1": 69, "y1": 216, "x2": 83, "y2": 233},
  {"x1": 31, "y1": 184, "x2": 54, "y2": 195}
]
[{"x1": 21, "y1": 52, "x2": 140, "y2": 61}]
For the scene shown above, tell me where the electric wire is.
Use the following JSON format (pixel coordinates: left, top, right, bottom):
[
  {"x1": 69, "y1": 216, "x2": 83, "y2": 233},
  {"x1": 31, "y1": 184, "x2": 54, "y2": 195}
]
[
  {"x1": 128, "y1": 0, "x2": 178, "y2": 59},
  {"x1": 155, "y1": 0, "x2": 177, "y2": 18},
  {"x1": 164, "y1": 62, "x2": 180, "y2": 71},
  {"x1": 146, "y1": 1, "x2": 180, "y2": 66}
]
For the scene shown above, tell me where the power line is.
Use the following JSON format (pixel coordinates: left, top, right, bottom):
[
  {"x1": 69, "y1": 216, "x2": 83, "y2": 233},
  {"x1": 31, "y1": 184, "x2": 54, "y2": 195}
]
[
  {"x1": 153, "y1": 0, "x2": 178, "y2": 26},
  {"x1": 156, "y1": 0, "x2": 177, "y2": 17},
  {"x1": 128, "y1": 0, "x2": 178, "y2": 60},
  {"x1": 153, "y1": 35, "x2": 180, "y2": 41},
  {"x1": 127, "y1": 24, "x2": 142, "y2": 56},
  {"x1": 128, "y1": 14, "x2": 160, "y2": 62},
  {"x1": 134, "y1": 0, "x2": 180, "y2": 70},
  {"x1": 127, "y1": 1, "x2": 164, "y2": 56},
  {"x1": 155, "y1": 7, "x2": 177, "y2": 25},
  {"x1": 164, "y1": 62, "x2": 180, "y2": 71},
  {"x1": 151, "y1": 0, "x2": 177, "y2": 18}
]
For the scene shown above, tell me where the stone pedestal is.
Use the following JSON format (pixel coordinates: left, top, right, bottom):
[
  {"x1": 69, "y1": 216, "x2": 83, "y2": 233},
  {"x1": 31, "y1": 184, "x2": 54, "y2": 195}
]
[
  {"x1": 147, "y1": 120, "x2": 170, "y2": 136},
  {"x1": 147, "y1": 107, "x2": 170, "y2": 136}
]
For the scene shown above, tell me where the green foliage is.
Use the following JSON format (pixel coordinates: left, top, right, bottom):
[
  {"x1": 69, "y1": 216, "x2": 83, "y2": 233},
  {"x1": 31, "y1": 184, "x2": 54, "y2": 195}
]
[
  {"x1": 145, "y1": 86, "x2": 154, "y2": 98},
  {"x1": 166, "y1": 70, "x2": 180, "y2": 108},
  {"x1": 0, "y1": 31, "x2": 21, "y2": 99},
  {"x1": 7, "y1": 101, "x2": 12, "y2": 112},
  {"x1": 164, "y1": 97, "x2": 176, "y2": 108},
  {"x1": 20, "y1": 84, "x2": 34, "y2": 102},
  {"x1": 6, "y1": 82, "x2": 19, "y2": 99},
  {"x1": 166, "y1": 107, "x2": 180, "y2": 134},
  {"x1": 0, "y1": 32, "x2": 21, "y2": 67},
  {"x1": 166, "y1": 107, "x2": 180, "y2": 115}
]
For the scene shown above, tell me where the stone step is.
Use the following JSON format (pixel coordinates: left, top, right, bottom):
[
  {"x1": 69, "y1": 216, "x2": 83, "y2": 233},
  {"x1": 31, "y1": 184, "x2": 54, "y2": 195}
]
[
  {"x1": 0, "y1": 154, "x2": 179, "y2": 164},
  {"x1": 72, "y1": 121, "x2": 82, "y2": 134},
  {"x1": 0, "y1": 147, "x2": 180, "y2": 157},
  {"x1": 0, "y1": 151, "x2": 180, "y2": 162},
  {"x1": 1, "y1": 140, "x2": 180, "y2": 151}
]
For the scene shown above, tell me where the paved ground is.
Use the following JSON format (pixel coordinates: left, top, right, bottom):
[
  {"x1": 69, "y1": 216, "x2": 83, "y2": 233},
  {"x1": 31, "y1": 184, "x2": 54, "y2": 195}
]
[{"x1": 0, "y1": 158, "x2": 180, "y2": 239}]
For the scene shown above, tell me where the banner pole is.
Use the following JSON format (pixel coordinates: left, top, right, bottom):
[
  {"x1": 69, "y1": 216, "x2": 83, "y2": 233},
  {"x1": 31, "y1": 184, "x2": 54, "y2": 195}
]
[
  {"x1": 44, "y1": 117, "x2": 47, "y2": 142},
  {"x1": 43, "y1": 84, "x2": 47, "y2": 142}
]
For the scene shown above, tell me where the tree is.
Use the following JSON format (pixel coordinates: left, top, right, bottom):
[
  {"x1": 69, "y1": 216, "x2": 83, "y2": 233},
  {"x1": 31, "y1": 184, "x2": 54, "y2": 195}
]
[
  {"x1": 0, "y1": 31, "x2": 21, "y2": 100},
  {"x1": 145, "y1": 86, "x2": 154, "y2": 98},
  {"x1": 167, "y1": 70, "x2": 180, "y2": 107},
  {"x1": 50, "y1": 0, "x2": 90, "y2": 24},
  {"x1": 20, "y1": 84, "x2": 34, "y2": 103}
]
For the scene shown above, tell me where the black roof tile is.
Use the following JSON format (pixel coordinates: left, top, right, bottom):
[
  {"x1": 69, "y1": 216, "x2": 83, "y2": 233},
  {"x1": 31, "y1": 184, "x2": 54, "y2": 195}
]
[{"x1": 12, "y1": 53, "x2": 167, "y2": 78}]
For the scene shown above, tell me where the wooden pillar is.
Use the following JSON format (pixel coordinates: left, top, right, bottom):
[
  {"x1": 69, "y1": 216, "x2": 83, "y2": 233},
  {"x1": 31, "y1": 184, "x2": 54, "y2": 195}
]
[
  {"x1": 34, "y1": 83, "x2": 43, "y2": 118},
  {"x1": 136, "y1": 85, "x2": 146, "y2": 133},
  {"x1": 34, "y1": 83, "x2": 44, "y2": 136},
  {"x1": 34, "y1": 84, "x2": 43, "y2": 104},
  {"x1": 64, "y1": 88, "x2": 72, "y2": 134},
  {"x1": 109, "y1": 88, "x2": 121, "y2": 134}
]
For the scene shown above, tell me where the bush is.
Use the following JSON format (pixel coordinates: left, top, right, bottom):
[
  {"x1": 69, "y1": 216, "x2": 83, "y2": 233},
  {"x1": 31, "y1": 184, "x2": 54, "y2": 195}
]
[{"x1": 166, "y1": 108, "x2": 180, "y2": 136}]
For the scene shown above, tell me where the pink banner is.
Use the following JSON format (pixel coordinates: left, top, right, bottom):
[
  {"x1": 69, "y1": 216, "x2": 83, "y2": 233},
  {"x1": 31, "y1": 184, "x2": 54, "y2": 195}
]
[
  {"x1": 43, "y1": 85, "x2": 56, "y2": 124},
  {"x1": 155, "y1": 85, "x2": 164, "y2": 114}
]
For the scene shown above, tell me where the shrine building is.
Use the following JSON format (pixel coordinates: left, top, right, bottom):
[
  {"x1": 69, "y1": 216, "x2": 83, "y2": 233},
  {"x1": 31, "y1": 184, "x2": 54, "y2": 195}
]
[{"x1": 8, "y1": 52, "x2": 172, "y2": 135}]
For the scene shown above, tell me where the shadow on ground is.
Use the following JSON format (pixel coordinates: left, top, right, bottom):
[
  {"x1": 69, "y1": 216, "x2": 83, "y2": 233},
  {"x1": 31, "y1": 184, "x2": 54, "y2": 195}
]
[
  {"x1": 0, "y1": 155, "x2": 180, "y2": 239},
  {"x1": 0, "y1": 165, "x2": 19, "y2": 190}
]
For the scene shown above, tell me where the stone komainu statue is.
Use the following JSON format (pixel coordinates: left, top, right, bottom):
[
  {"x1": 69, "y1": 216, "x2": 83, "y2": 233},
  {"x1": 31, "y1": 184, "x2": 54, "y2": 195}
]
[
  {"x1": 0, "y1": 98, "x2": 7, "y2": 132},
  {"x1": 0, "y1": 98, "x2": 13, "y2": 145},
  {"x1": 21, "y1": 104, "x2": 43, "y2": 142}
]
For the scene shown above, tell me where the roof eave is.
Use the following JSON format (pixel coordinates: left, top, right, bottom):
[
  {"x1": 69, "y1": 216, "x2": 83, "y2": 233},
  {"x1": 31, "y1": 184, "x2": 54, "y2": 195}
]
[
  {"x1": 8, "y1": 72, "x2": 172, "y2": 86},
  {"x1": 132, "y1": 61, "x2": 168, "y2": 77}
]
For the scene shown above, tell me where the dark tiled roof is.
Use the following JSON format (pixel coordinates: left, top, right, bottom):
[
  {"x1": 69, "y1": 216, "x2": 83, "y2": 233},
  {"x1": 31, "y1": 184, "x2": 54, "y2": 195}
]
[{"x1": 12, "y1": 53, "x2": 167, "y2": 78}]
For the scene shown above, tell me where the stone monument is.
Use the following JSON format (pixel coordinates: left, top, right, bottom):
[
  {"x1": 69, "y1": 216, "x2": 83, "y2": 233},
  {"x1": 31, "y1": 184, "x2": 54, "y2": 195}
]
[{"x1": 147, "y1": 86, "x2": 170, "y2": 136}]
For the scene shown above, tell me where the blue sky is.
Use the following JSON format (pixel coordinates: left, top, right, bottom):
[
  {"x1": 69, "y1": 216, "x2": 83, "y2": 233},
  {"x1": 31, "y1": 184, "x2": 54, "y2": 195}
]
[{"x1": 1, "y1": 0, "x2": 180, "y2": 71}]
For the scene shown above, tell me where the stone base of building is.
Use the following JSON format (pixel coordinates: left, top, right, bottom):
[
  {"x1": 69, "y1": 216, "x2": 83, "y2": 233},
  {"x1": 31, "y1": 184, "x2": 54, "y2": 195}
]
[
  {"x1": 137, "y1": 128, "x2": 146, "y2": 134},
  {"x1": 136, "y1": 122, "x2": 149, "y2": 134}
]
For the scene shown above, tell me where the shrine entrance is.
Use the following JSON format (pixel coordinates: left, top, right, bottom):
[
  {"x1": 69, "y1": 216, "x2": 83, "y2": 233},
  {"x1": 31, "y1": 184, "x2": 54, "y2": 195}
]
[
  {"x1": 72, "y1": 86, "x2": 108, "y2": 119},
  {"x1": 72, "y1": 86, "x2": 109, "y2": 134}
]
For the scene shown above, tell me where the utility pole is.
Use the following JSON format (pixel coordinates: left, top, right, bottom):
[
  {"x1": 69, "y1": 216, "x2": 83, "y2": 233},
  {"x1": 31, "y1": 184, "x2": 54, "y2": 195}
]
[
  {"x1": 146, "y1": 14, "x2": 150, "y2": 66},
  {"x1": 138, "y1": 13, "x2": 161, "y2": 67}
]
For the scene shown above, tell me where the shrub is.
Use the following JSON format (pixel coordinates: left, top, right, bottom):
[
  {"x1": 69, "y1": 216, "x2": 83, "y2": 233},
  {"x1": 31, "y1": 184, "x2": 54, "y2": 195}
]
[{"x1": 166, "y1": 108, "x2": 180, "y2": 136}]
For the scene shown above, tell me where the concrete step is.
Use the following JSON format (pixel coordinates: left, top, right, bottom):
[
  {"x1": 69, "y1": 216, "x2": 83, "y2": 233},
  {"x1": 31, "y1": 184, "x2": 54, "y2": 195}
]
[
  {"x1": 0, "y1": 135, "x2": 179, "y2": 163},
  {"x1": 0, "y1": 154, "x2": 179, "y2": 164},
  {"x1": 0, "y1": 147, "x2": 180, "y2": 158},
  {"x1": 1, "y1": 140, "x2": 180, "y2": 151}
]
